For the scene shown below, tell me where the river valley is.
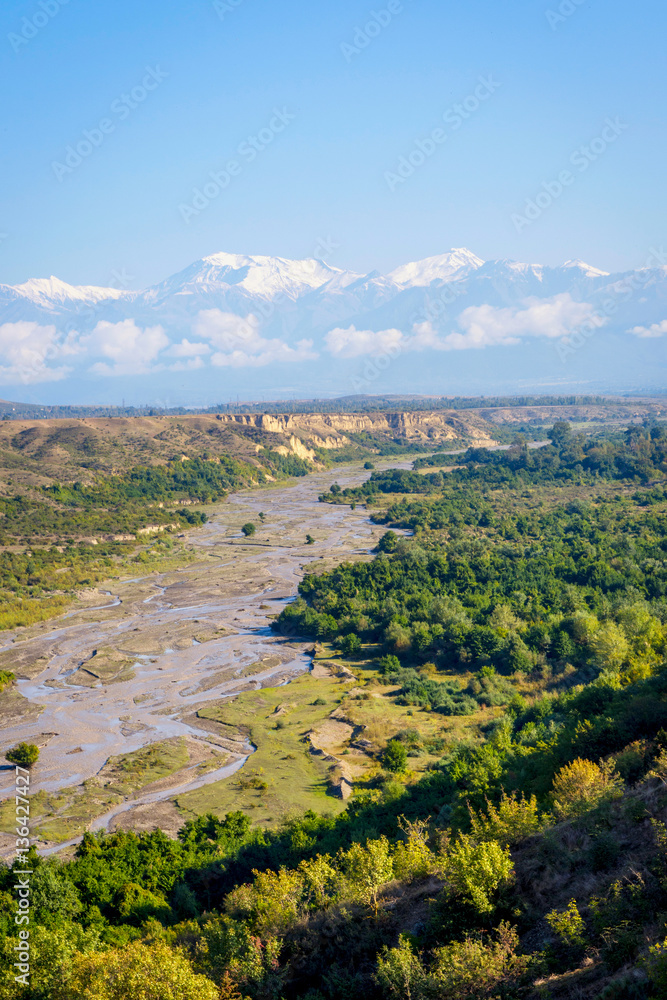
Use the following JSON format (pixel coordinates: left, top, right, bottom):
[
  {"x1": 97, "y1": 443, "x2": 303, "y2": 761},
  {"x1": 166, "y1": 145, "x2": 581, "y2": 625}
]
[{"x1": 0, "y1": 462, "x2": 397, "y2": 851}]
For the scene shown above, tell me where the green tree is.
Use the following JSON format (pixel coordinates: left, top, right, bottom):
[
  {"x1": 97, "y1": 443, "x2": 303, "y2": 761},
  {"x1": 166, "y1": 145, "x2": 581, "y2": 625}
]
[
  {"x1": 340, "y1": 633, "x2": 362, "y2": 657},
  {"x1": 551, "y1": 758, "x2": 623, "y2": 819},
  {"x1": 57, "y1": 939, "x2": 219, "y2": 1000},
  {"x1": 6, "y1": 742, "x2": 39, "y2": 768},
  {"x1": 342, "y1": 836, "x2": 394, "y2": 914},
  {"x1": 377, "y1": 530, "x2": 399, "y2": 553},
  {"x1": 241, "y1": 523, "x2": 256, "y2": 537},
  {"x1": 442, "y1": 834, "x2": 514, "y2": 914},
  {"x1": 383, "y1": 740, "x2": 408, "y2": 773}
]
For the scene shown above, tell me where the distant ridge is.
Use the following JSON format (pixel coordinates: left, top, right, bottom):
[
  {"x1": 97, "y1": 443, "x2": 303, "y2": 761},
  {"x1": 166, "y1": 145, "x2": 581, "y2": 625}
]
[{"x1": 0, "y1": 248, "x2": 665, "y2": 403}]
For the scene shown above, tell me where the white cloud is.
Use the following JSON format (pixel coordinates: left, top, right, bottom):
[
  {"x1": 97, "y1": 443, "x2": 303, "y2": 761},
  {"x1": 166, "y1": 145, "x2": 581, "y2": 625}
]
[
  {"x1": 629, "y1": 320, "x2": 667, "y2": 339},
  {"x1": 166, "y1": 338, "x2": 211, "y2": 358},
  {"x1": 193, "y1": 309, "x2": 317, "y2": 368},
  {"x1": 451, "y1": 294, "x2": 601, "y2": 350},
  {"x1": 325, "y1": 326, "x2": 403, "y2": 358},
  {"x1": 85, "y1": 319, "x2": 169, "y2": 376},
  {"x1": 0, "y1": 322, "x2": 75, "y2": 384},
  {"x1": 324, "y1": 294, "x2": 601, "y2": 358}
]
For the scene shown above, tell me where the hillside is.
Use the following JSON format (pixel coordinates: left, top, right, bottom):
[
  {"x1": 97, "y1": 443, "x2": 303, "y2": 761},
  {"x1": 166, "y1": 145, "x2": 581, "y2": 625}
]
[
  {"x1": 0, "y1": 408, "x2": 497, "y2": 492},
  {"x1": 1, "y1": 422, "x2": 667, "y2": 999}
]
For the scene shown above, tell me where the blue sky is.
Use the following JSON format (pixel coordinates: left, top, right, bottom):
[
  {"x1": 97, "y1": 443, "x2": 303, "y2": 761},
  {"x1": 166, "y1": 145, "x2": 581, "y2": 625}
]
[{"x1": 1, "y1": 0, "x2": 665, "y2": 290}]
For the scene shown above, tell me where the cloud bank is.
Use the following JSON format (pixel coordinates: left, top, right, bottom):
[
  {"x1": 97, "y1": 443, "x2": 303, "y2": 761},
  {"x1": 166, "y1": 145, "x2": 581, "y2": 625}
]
[{"x1": 0, "y1": 295, "x2": 614, "y2": 384}]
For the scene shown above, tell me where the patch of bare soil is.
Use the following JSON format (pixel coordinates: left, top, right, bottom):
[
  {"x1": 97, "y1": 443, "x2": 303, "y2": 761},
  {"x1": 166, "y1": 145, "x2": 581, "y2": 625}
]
[{"x1": 109, "y1": 800, "x2": 184, "y2": 837}]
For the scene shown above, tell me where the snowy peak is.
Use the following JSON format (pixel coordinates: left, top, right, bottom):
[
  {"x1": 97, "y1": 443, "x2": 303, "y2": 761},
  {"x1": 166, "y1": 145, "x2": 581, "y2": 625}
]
[
  {"x1": 163, "y1": 252, "x2": 357, "y2": 301},
  {"x1": 560, "y1": 259, "x2": 610, "y2": 277},
  {"x1": 388, "y1": 248, "x2": 484, "y2": 287},
  {"x1": 6, "y1": 276, "x2": 129, "y2": 308}
]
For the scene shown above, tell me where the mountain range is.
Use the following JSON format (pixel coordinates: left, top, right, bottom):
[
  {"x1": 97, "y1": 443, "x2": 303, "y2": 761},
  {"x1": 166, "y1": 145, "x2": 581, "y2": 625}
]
[{"x1": 0, "y1": 248, "x2": 665, "y2": 405}]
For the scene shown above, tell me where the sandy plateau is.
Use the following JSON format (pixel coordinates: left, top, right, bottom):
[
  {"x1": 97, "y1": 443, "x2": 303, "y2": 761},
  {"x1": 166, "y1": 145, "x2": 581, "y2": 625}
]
[{"x1": 0, "y1": 463, "x2": 402, "y2": 853}]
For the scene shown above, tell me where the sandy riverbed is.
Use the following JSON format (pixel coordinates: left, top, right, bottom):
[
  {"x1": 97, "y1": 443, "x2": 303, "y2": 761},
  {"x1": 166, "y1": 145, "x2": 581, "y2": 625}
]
[{"x1": 0, "y1": 462, "x2": 405, "y2": 849}]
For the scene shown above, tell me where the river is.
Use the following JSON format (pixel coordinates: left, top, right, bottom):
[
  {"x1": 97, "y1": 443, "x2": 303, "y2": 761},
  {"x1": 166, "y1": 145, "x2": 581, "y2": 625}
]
[{"x1": 0, "y1": 461, "x2": 402, "y2": 849}]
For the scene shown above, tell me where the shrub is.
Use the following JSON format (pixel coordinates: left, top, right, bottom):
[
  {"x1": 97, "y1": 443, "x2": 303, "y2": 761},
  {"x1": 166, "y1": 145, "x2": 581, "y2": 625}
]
[
  {"x1": 551, "y1": 757, "x2": 624, "y2": 819},
  {"x1": 377, "y1": 530, "x2": 398, "y2": 552},
  {"x1": 545, "y1": 898, "x2": 587, "y2": 948},
  {"x1": 339, "y1": 633, "x2": 362, "y2": 657},
  {"x1": 468, "y1": 791, "x2": 544, "y2": 847},
  {"x1": 377, "y1": 923, "x2": 529, "y2": 1000},
  {"x1": 297, "y1": 854, "x2": 340, "y2": 910},
  {"x1": 341, "y1": 837, "x2": 394, "y2": 913},
  {"x1": 383, "y1": 740, "x2": 408, "y2": 773},
  {"x1": 392, "y1": 817, "x2": 433, "y2": 881},
  {"x1": 241, "y1": 523, "x2": 256, "y2": 537},
  {"x1": 431, "y1": 922, "x2": 530, "y2": 998},
  {"x1": 6, "y1": 742, "x2": 40, "y2": 768},
  {"x1": 442, "y1": 833, "x2": 514, "y2": 914},
  {"x1": 376, "y1": 936, "x2": 428, "y2": 1000},
  {"x1": 378, "y1": 654, "x2": 401, "y2": 675},
  {"x1": 58, "y1": 939, "x2": 218, "y2": 1000},
  {"x1": 642, "y1": 937, "x2": 667, "y2": 993}
]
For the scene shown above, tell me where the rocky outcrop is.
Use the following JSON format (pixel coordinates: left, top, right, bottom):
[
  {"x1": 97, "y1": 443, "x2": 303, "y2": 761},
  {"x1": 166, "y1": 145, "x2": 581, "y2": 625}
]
[{"x1": 217, "y1": 410, "x2": 496, "y2": 452}]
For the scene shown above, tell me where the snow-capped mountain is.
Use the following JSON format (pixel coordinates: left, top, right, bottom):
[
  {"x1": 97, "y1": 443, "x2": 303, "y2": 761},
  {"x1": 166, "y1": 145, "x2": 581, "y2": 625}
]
[{"x1": 0, "y1": 249, "x2": 665, "y2": 403}]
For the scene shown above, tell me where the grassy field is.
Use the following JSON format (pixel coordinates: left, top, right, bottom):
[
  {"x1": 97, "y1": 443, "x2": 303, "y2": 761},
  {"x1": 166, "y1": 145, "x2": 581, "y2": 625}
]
[{"x1": 176, "y1": 643, "x2": 507, "y2": 826}]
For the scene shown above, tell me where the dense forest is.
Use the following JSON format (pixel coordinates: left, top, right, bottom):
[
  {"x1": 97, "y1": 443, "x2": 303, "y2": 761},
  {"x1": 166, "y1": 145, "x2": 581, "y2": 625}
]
[{"x1": 2, "y1": 424, "x2": 667, "y2": 998}]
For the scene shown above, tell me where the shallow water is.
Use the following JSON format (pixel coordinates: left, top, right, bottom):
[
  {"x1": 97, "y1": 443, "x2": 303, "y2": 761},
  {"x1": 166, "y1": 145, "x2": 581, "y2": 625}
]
[{"x1": 0, "y1": 461, "x2": 408, "y2": 839}]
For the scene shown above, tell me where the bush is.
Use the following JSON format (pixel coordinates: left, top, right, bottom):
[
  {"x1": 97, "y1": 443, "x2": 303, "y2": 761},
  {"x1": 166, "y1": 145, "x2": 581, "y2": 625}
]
[
  {"x1": 58, "y1": 939, "x2": 218, "y2": 1000},
  {"x1": 392, "y1": 817, "x2": 433, "y2": 881},
  {"x1": 442, "y1": 834, "x2": 514, "y2": 914},
  {"x1": 376, "y1": 936, "x2": 428, "y2": 1000},
  {"x1": 551, "y1": 757, "x2": 624, "y2": 819},
  {"x1": 545, "y1": 898, "x2": 587, "y2": 947},
  {"x1": 241, "y1": 523, "x2": 256, "y2": 537},
  {"x1": 378, "y1": 654, "x2": 401, "y2": 675},
  {"x1": 642, "y1": 937, "x2": 667, "y2": 992},
  {"x1": 377, "y1": 530, "x2": 398, "y2": 553},
  {"x1": 431, "y1": 922, "x2": 530, "y2": 999},
  {"x1": 341, "y1": 836, "x2": 394, "y2": 913},
  {"x1": 6, "y1": 742, "x2": 40, "y2": 768},
  {"x1": 383, "y1": 740, "x2": 408, "y2": 773},
  {"x1": 339, "y1": 633, "x2": 362, "y2": 657},
  {"x1": 376, "y1": 923, "x2": 529, "y2": 1000},
  {"x1": 468, "y1": 791, "x2": 544, "y2": 847}
]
